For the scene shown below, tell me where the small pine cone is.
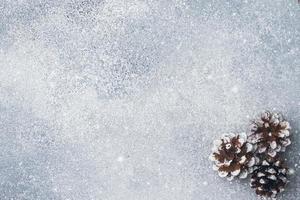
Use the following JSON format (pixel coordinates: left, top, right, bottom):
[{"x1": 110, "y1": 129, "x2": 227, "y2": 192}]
[
  {"x1": 209, "y1": 133, "x2": 257, "y2": 181},
  {"x1": 250, "y1": 157, "x2": 288, "y2": 198},
  {"x1": 249, "y1": 111, "x2": 291, "y2": 157}
]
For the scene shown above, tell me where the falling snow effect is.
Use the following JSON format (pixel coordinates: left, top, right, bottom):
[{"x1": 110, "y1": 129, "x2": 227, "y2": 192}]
[{"x1": 0, "y1": 0, "x2": 299, "y2": 200}]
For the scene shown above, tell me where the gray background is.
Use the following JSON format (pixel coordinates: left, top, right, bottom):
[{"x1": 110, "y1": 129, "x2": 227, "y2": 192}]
[{"x1": 0, "y1": 0, "x2": 299, "y2": 199}]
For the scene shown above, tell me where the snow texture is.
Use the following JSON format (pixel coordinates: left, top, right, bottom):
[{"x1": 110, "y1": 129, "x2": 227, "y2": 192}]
[{"x1": 0, "y1": 0, "x2": 299, "y2": 200}]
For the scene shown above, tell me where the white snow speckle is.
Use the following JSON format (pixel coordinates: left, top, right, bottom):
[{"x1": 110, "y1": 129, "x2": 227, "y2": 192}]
[
  {"x1": 230, "y1": 86, "x2": 239, "y2": 93},
  {"x1": 117, "y1": 156, "x2": 125, "y2": 162}
]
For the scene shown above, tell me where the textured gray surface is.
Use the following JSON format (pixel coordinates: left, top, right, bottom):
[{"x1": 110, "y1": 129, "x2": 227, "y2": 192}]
[{"x1": 0, "y1": 0, "x2": 299, "y2": 199}]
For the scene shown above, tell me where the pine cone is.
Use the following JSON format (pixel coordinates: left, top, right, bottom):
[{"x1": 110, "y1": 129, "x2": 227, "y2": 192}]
[
  {"x1": 250, "y1": 156, "x2": 288, "y2": 198},
  {"x1": 209, "y1": 133, "x2": 257, "y2": 181},
  {"x1": 249, "y1": 111, "x2": 291, "y2": 157}
]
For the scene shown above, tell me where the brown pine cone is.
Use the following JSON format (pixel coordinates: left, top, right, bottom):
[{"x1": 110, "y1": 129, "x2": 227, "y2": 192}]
[
  {"x1": 209, "y1": 133, "x2": 258, "y2": 181},
  {"x1": 249, "y1": 111, "x2": 291, "y2": 157},
  {"x1": 250, "y1": 156, "x2": 288, "y2": 198}
]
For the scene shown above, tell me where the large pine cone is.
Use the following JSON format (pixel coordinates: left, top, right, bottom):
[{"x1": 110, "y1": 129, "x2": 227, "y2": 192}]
[
  {"x1": 250, "y1": 157, "x2": 288, "y2": 198},
  {"x1": 249, "y1": 111, "x2": 291, "y2": 157},
  {"x1": 209, "y1": 133, "x2": 257, "y2": 181}
]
